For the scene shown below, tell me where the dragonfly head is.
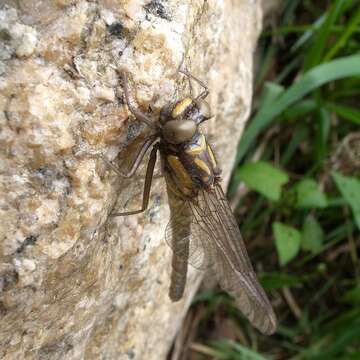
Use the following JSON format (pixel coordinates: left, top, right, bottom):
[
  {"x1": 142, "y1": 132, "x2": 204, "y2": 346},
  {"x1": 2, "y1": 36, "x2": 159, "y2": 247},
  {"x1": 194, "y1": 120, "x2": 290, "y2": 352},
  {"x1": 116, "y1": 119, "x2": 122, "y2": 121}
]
[{"x1": 160, "y1": 97, "x2": 211, "y2": 144}]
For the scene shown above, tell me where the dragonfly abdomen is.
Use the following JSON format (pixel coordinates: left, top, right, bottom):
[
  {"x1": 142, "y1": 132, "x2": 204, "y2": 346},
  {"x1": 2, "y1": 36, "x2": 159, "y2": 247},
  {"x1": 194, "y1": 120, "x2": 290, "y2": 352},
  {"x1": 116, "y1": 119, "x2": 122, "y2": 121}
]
[{"x1": 162, "y1": 133, "x2": 221, "y2": 197}]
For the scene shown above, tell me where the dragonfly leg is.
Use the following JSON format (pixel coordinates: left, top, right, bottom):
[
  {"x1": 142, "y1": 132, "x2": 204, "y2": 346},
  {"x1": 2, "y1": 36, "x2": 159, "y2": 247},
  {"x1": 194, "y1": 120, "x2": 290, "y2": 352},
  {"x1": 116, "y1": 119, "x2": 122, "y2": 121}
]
[
  {"x1": 111, "y1": 144, "x2": 158, "y2": 216},
  {"x1": 121, "y1": 72, "x2": 158, "y2": 130},
  {"x1": 179, "y1": 67, "x2": 209, "y2": 100},
  {"x1": 101, "y1": 135, "x2": 157, "y2": 178}
]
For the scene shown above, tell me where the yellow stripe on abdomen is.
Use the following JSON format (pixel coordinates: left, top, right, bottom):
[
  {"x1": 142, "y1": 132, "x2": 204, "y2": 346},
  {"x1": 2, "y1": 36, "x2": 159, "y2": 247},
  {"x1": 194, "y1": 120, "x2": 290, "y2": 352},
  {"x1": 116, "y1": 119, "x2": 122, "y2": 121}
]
[
  {"x1": 194, "y1": 158, "x2": 212, "y2": 176},
  {"x1": 207, "y1": 145, "x2": 218, "y2": 169},
  {"x1": 167, "y1": 155, "x2": 193, "y2": 188}
]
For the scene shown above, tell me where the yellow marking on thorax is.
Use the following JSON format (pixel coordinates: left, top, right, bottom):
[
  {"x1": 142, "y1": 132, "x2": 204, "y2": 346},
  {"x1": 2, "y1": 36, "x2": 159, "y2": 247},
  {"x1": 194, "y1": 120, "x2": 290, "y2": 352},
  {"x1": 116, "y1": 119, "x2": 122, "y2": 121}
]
[
  {"x1": 167, "y1": 155, "x2": 193, "y2": 188},
  {"x1": 194, "y1": 158, "x2": 211, "y2": 175},
  {"x1": 207, "y1": 145, "x2": 218, "y2": 169},
  {"x1": 185, "y1": 134, "x2": 206, "y2": 156},
  {"x1": 171, "y1": 98, "x2": 192, "y2": 118}
]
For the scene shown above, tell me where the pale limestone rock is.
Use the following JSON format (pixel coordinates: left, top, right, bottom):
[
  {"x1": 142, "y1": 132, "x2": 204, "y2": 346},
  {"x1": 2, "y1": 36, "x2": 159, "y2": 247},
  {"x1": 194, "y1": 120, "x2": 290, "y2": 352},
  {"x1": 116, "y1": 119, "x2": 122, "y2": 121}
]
[
  {"x1": 93, "y1": 85, "x2": 116, "y2": 103},
  {"x1": 0, "y1": 1, "x2": 265, "y2": 359}
]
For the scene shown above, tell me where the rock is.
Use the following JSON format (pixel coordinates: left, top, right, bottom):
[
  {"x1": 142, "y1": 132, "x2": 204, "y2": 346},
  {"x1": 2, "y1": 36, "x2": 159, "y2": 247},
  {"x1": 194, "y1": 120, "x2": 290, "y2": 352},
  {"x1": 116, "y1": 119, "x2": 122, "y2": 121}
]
[{"x1": 0, "y1": 1, "x2": 265, "y2": 359}]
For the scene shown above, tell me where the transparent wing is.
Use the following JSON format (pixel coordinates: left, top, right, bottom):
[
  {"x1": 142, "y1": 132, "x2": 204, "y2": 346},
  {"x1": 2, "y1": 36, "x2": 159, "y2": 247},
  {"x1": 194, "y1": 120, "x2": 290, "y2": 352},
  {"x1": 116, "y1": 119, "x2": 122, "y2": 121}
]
[
  {"x1": 165, "y1": 191, "x2": 213, "y2": 271},
  {"x1": 188, "y1": 184, "x2": 277, "y2": 335},
  {"x1": 165, "y1": 184, "x2": 214, "y2": 302},
  {"x1": 164, "y1": 180, "x2": 276, "y2": 334}
]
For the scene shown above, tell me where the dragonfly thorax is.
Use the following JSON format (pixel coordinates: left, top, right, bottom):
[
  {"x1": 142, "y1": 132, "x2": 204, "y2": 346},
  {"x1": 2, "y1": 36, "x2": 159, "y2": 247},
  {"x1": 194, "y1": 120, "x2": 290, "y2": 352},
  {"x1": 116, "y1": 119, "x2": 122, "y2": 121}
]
[
  {"x1": 159, "y1": 97, "x2": 212, "y2": 144},
  {"x1": 162, "y1": 119, "x2": 197, "y2": 144}
]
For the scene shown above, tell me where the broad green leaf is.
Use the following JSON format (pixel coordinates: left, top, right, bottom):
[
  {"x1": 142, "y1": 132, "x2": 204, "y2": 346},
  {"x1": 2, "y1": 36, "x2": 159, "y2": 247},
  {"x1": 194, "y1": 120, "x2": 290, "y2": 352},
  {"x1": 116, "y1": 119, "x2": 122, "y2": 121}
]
[
  {"x1": 302, "y1": 215, "x2": 324, "y2": 254},
  {"x1": 236, "y1": 161, "x2": 289, "y2": 201},
  {"x1": 260, "y1": 273, "x2": 305, "y2": 290},
  {"x1": 332, "y1": 172, "x2": 360, "y2": 230},
  {"x1": 258, "y1": 82, "x2": 284, "y2": 109},
  {"x1": 282, "y1": 99, "x2": 317, "y2": 120},
  {"x1": 273, "y1": 222, "x2": 301, "y2": 266},
  {"x1": 293, "y1": 178, "x2": 328, "y2": 208},
  {"x1": 236, "y1": 54, "x2": 360, "y2": 164}
]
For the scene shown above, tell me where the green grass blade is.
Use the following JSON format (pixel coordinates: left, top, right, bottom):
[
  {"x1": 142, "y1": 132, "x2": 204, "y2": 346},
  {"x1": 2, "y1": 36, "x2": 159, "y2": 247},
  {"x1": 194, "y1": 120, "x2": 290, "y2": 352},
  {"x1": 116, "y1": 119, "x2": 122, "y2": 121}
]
[
  {"x1": 236, "y1": 54, "x2": 360, "y2": 165},
  {"x1": 291, "y1": 13, "x2": 326, "y2": 53},
  {"x1": 314, "y1": 107, "x2": 331, "y2": 165},
  {"x1": 209, "y1": 340, "x2": 268, "y2": 360},
  {"x1": 281, "y1": 125, "x2": 308, "y2": 166},
  {"x1": 282, "y1": 99, "x2": 317, "y2": 120},
  {"x1": 255, "y1": 45, "x2": 277, "y2": 89},
  {"x1": 303, "y1": 0, "x2": 349, "y2": 71},
  {"x1": 275, "y1": 56, "x2": 302, "y2": 83},
  {"x1": 266, "y1": 24, "x2": 360, "y2": 36},
  {"x1": 326, "y1": 101, "x2": 360, "y2": 124},
  {"x1": 324, "y1": 5, "x2": 360, "y2": 61}
]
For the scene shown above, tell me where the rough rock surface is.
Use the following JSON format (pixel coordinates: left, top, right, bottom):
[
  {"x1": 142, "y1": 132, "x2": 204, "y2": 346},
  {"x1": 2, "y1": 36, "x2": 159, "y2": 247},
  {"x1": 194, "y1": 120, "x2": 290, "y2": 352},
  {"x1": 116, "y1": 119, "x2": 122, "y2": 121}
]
[{"x1": 0, "y1": 1, "x2": 264, "y2": 359}]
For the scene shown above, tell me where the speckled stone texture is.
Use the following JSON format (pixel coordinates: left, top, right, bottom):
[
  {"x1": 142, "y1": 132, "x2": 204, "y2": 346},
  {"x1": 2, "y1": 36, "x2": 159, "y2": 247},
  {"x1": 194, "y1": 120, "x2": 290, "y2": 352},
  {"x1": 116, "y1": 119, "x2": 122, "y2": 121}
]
[{"x1": 0, "y1": 1, "x2": 264, "y2": 359}]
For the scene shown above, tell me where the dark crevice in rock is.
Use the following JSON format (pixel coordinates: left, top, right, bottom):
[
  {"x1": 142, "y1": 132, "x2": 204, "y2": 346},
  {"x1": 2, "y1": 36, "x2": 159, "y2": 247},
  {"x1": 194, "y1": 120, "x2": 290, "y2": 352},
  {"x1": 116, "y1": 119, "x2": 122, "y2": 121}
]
[
  {"x1": 144, "y1": 0, "x2": 171, "y2": 21},
  {"x1": 16, "y1": 235, "x2": 38, "y2": 254},
  {"x1": 0, "y1": 268, "x2": 19, "y2": 291},
  {"x1": 107, "y1": 22, "x2": 123, "y2": 38}
]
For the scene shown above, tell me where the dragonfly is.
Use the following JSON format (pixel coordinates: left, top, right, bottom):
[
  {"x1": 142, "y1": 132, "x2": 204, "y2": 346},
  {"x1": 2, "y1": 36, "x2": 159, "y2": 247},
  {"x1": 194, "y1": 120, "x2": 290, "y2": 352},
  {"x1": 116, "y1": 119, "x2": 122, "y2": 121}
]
[{"x1": 103, "y1": 66, "x2": 277, "y2": 335}]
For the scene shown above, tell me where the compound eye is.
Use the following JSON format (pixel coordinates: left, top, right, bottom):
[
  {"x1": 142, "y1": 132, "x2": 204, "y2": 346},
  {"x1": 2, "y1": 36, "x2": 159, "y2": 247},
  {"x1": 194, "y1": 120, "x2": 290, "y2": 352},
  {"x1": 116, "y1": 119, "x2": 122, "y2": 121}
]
[
  {"x1": 196, "y1": 99, "x2": 211, "y2": 120},
  {"x1": 162, "y1": 119, "x2": 197, "y2": 144}
]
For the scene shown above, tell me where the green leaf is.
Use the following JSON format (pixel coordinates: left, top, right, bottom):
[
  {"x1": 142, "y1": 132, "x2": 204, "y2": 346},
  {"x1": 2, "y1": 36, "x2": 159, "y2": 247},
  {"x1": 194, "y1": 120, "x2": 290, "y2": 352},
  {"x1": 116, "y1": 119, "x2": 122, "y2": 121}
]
[
  {"x1": 326, "y1": 102, "x2": 360, "y2": 125},
  {"x1": 273, "y1": 222, "x2": 301, "y2": 266},
  {"x1": 290, "y1": 13, "x2": 326, "y2": 53},
  {"x1": 255, "y1": 45, "x2": 277, "y2": 88},
  {"x1": 282, "y1": 99, "x2": 317, "y2": 120},
  {"x1": 332, "y1": 172, "x2": 360, "y2": 230},
  {"x1": 236, "y1": 54, "x2": 360, "y2": 164},
  {"x1": 342, "y1": 285, "x2": 360, "y2": 305},
  {"x1": 302, "y1": 215, "x2": 324, "y2": 254},
  {"x1": 236, "y1": 161, "x2": 289, "y2": 201},
  {"x1": 315, "y1": 107, "x2": 331, "y2": 165},
  {"x1": 281, "y1": 125, "x2": 309, "y2": 166},
  {"x1": 258, "y1": 82, "x2": 284, "y2": 109},
  {"x1": 303, "y1": 0, "x2": 348, "y2": 70},
  {"x1": 260, "y1": 273, "x2": 305, "y2": 290},
  {"x1": 209, "y1": 340, "x2": 268, "y2": 360},
  {"x1": 293, "y1": 178, "x2": 328, "y2": 208},
  {"x1": 324, "y1": 5, "x2": 360, "y2": 61}
]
